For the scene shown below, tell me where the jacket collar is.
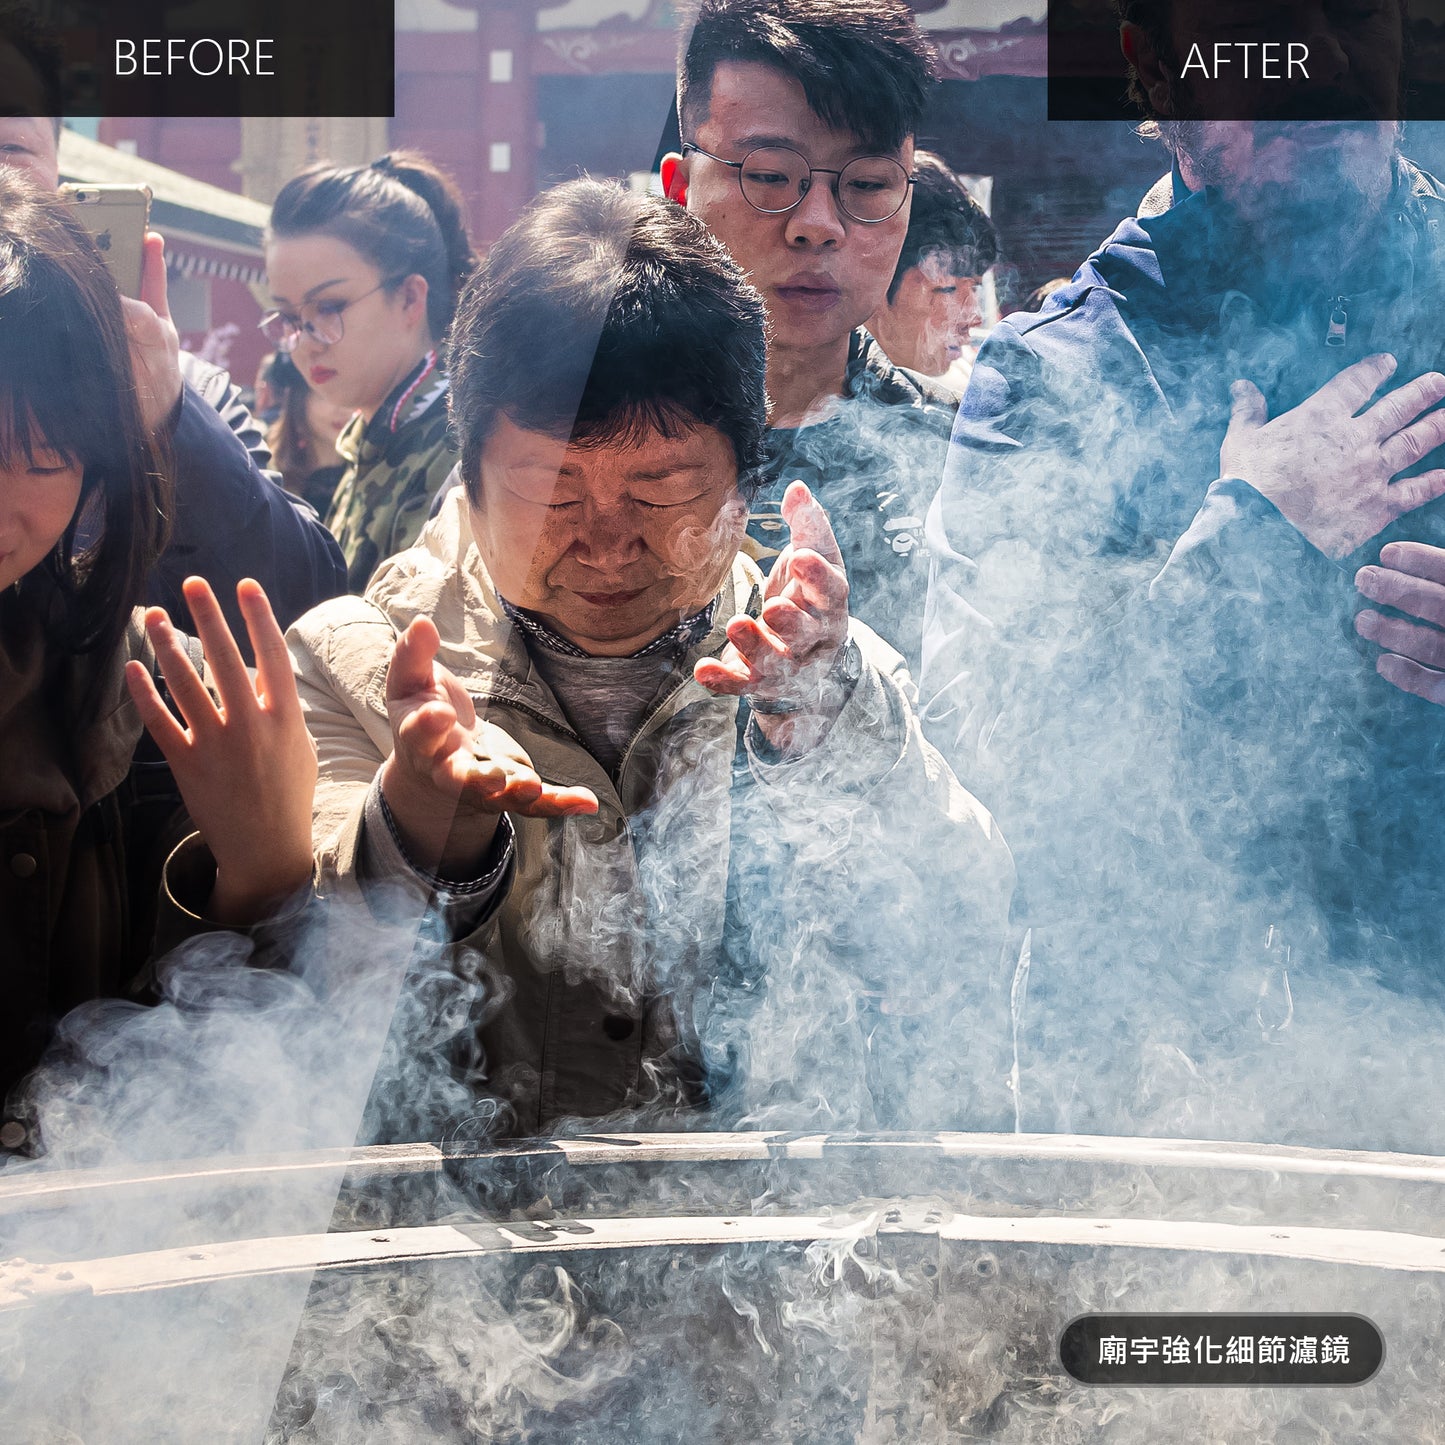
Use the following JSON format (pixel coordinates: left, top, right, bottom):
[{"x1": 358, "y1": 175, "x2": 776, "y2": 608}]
[
  {"x1": 337, "y1": 351, "x2": 449, "y2": 464},
  {"x1": 1139, "y1": 154, "x2": 1434, "y2": 320},
  {"x1": 499, "y1": 595, "x2": 719, "y2": 660},
  {"x1": 1137, "y1": 167, "x2": 1179, "y2": 219},
  {"x1": 847, "y1": 327, "x2": 961, "y2": 412}
]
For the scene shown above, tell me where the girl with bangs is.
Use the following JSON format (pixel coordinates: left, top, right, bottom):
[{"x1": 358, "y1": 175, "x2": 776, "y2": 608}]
[{"x1": 0, "y1": 177, "x2": 316, "y2": 1132}]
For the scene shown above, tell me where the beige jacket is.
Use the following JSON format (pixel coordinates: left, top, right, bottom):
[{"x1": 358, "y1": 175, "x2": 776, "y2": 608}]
[{"x1": 289, "y1": 491, "x2": 1014, "y2": 1134}]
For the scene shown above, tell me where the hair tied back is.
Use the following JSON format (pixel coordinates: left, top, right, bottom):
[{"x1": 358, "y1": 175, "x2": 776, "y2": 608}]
[{"x1": 271, "y1": 149, "x2": 478, "y2": 339}]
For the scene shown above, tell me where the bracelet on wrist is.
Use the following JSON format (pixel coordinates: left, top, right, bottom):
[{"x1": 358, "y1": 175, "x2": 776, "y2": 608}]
[{"x1": 744, "y1": 637, "x2": 862, "y2": 716}]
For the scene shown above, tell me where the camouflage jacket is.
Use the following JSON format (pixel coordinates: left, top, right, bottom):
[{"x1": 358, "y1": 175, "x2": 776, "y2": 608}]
[{"x1": 325, "y1": 352, "x2": 458, "y2": 593}]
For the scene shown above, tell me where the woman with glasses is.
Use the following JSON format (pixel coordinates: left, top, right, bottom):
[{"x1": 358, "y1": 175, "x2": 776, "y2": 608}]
[{"x1": 264, "y1": 151, "x2": 478, "y2": 592}]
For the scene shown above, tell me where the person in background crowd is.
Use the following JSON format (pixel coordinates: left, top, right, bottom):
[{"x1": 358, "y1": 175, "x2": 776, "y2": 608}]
[
  {"x1": 288, "y1": 180, "x2": 1013, "y2": 1138},
  {"x1": 0, "y1": 13, "x2": 346, "y2": 659},
  {"x1": 252, "y1": 351, "x2": 284, "y2": 426},
  {"x1": 661, "y1": 0, "x2": 955, "y2": 675},
  {"x1": 1017, "y1": 277, "x2": 1069, "y2": 314},
  {"x1": 866, "y1": 151, "x2": 998, "y2": 382},
  {"x1": 265, "y1": 151, "x2": 478, "y2": 593},
  {"x1": 0, "y1": 179, "x2": 316, "y2": 1137},
  {"x1": 922, "y1": 0, "x2": 1445, "y2": 1138},
  {"x1": 264, "y1": 351, "x2": 354, "y2": 517}
]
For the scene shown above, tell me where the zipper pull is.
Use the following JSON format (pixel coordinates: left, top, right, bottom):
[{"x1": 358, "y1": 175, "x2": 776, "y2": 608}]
[{"x1": 1325, "y1": 295, "x2": 1349, "y2": 347}]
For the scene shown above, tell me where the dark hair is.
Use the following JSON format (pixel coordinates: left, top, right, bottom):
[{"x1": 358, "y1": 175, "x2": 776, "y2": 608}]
[
  {"x1": 0, "y1": 2, "x2": 64, "y2": 121},
  {"x1": 268, "y1": 150, "x2": 479, "y2": 340},
  {"x1": 264, "y1": 349, "x2": 301, "y2": 390},
  {"x1": 0, "y1": 174, "x2": 168, "y2": 669},
  {"x1": 1021, "y1": 277, "x2": 1070, "y2": 313},
  {"x1": 450, "y1": 178, "x2": 769, "y2": 501},
  {"x1": 265, "y1": 354, "x2": 316, "y2": 481},
  {"x1": 886, "y1": 151, "x2": 998, "y2": 303},
  {"x1": 678, "y1": 0, "x2": 936, "y2": 154}
]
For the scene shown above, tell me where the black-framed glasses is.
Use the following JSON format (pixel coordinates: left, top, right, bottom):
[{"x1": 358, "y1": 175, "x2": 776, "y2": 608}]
[
  {"x1": 258, "y1": 278, "x2": 402, "y2": 353},
  {"x1": 681, "y1": 142, "x2": 915, "y2": 224}
]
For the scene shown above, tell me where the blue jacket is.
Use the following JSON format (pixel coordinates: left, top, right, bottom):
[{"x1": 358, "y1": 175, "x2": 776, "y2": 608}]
[{"x1": 923, "y1": 157, "x2": 1445, "y2": 1044}]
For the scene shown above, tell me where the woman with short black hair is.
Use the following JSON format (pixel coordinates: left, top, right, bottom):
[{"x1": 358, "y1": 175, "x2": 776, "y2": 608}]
[{"x1": 0, "y1": 177, "x2": 315, "y2": 1125}]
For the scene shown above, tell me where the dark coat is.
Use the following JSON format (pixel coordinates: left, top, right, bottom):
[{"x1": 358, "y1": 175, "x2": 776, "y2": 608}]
[
  {"x1": 0, "y1": 594, "x2": 164, "y2": 1122},
  {"x1": 922, "y1": 157, "x2": 1445, "y2": 1133},
  {"x1": 149, "y1": 354, "x2": 347, "y2": 657},
  {"x1": 0, "y1": 585, "x2": 244, "y2": 1148}
]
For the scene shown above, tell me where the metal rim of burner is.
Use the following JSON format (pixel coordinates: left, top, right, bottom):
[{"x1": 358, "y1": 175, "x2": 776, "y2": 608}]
[{"x1": 7, "y1": 1131, "x2": 1445, "y2": 1307}]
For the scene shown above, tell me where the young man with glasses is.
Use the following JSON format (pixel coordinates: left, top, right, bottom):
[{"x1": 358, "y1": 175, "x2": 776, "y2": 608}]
[
  {"x1": 866, "y1": 151, "x2": 999, "y2": 385},
  {"x1": 661, "y1": 0, "x2": 953, "y2": 674}
]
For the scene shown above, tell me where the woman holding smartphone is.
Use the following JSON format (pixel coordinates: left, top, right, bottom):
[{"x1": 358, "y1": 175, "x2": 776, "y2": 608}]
[
  {"x1": 0, "y1": 178, "x2": 316, "y2": 1133},
  {"x1": 262, "y1": 152, "x2": 478, "y2": 593}
]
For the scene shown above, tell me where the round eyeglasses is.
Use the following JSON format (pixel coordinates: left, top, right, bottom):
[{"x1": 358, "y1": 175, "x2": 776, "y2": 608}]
[
  {"x1": 681, "y1": 143, "x2": 915, "y2": 224},
  {"x1": 258, "y1": 278, "x2": 401, "y2": 354}
]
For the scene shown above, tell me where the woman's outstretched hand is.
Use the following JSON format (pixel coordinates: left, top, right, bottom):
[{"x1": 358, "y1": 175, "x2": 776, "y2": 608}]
[
  {"x1": 380, "y1": 616, "x2": 598, "y2": 878},
  {"x1": 125, "y1": 576, "x2": 317, "y2": 925},
  {"x1": 696, "y1": 480, "x2": 854, "y2": 755}
]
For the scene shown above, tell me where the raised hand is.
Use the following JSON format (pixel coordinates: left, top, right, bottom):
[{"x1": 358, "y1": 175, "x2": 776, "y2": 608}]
[
  {"x1": 1220, "y1": 354, "x2": 1445, "y2": 559},
  {"x1": 695, "y1": 480, "x2": 853, "y2": 754},
  {"x1": 124, "y1": 577, "x2": 317, "y2": 925},
  {"x1": 380, "y1": 616, "x2": 598, "y2": 877},
  {"x1": 121, "y1": 232, "x2": 183, "y2": 432},
  {"x1": 1356, "y1": 541, "x2": 1445, "y2": 704}
]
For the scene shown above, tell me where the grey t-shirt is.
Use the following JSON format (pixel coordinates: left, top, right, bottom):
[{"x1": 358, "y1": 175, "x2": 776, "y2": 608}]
[{"x1": 529, "y1": 644, "x2": 682, "y2": 777}]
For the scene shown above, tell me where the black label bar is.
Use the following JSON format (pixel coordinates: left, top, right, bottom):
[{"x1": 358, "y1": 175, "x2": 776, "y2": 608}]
[
  {"x1": 1061, "y1": 1313, "x2": 1384, "y2": 1386},
  {"x1": 1, "y1": 0, "x2": 395, "y2": 119}
]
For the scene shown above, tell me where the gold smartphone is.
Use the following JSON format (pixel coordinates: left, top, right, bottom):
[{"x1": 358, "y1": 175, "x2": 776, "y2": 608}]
[{"x1": 59, "y1": 184, "x2": 153, "y2": 299}]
